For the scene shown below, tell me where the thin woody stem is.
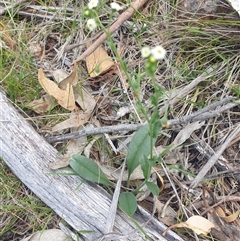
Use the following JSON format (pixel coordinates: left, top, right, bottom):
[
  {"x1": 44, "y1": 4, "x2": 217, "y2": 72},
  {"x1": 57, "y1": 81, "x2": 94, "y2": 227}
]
[{"x1": 47, "y1": 97, "x2": 239, "y2": 143}]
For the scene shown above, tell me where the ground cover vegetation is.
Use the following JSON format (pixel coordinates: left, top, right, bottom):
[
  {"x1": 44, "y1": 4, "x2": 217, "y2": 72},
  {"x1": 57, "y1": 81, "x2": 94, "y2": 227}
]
[{"x1": 1, "y1": 0, "x2": 240, "y2": 240}]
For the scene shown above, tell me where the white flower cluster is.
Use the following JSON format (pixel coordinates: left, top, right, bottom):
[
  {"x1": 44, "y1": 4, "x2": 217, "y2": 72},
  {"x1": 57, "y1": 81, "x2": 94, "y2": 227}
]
[
  {"x1": 110, "y1": 2, "x2": 123, "y2": 11},
  {"x1": 86, "y1": 19, "x2": 97, "y2": 31},
  {"x1": 86, "y1": 0, "x2": 124, "y2": 31},
  {"x1": 88, "y1": 0, "x2": 99, "y2": 9},
  {"x1": 86, "y1": 0, "x2": 99, "y2": 31},
  {"x1": 141, "y1": 46, "x2": 166, "y2": 60}
]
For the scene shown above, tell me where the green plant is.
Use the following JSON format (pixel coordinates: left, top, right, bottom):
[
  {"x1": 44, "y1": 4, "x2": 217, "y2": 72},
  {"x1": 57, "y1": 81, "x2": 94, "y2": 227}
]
[{"x1": 69, "y1": 0, "x2": 168, "y2": 217}]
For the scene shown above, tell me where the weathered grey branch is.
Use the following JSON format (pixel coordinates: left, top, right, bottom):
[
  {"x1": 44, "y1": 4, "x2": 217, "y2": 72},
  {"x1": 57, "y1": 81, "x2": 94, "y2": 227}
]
[
  {"x1": 47, "y1": 97, "x2": 239, "y2": 143},
  {"x1": 190, "y1": 123, "x2": 240, "y2": 189},
  {"x1": 0, "y1": 90, "x2": 184, "y2": 241},
  {"x1": 0, "y1": 0, "x2": 27, "y2": 15}
]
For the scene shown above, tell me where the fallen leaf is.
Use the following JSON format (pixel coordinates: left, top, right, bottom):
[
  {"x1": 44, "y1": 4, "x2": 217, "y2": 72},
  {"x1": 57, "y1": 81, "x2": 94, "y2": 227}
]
[
  {"x1": 163, "y1": 215, "x2": 215, "y2": 236},
  {"x1": 156, "y1": 199, "x2": 177, "y2": 226},
  {"x1": 49, "y1": 135, "x2": 88, "y2": 169},
  {"x1": 28, "y1": 41, "x2": 43, "y2": 58},
  {"x1": 27, "y1": 94, "x2": 57, "y2": 113},
  {"x1": 52, "y1": 112, "x2": 92, "y2": 132},
  {"x1": 86, "y1": 43, "x2": 114, "y2": 77},
  {"x1": 58, "y1": 62, "x2": 78, "y2": 90},
  {"x1": 52, "y1": 69, "x2": 69, "y2": 83},
  {"x1": 38, "y1": 69, "x2": 77, "y2": 111},
  {"x1": 0, "y1": 23, "x2": 17, "y2": 50},
  {"x1": 74, "y1": 87, "x2": 96, "y2": 112},
  {"x1": 223, "y1": 211, "x2": 240, "y2": 223},
  {"x1": 171, "y1": 121, "x2": 205, "y2": 150},
  {"x1": 215, "y1": 206, "x2": 240, "y2": 223}
]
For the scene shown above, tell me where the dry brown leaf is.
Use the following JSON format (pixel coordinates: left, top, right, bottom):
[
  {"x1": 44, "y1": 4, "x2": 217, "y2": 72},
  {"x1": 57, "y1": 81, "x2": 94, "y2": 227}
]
[
  {"x1": 163, "y1": 215, "x2": 215, "y2": 236},
  {"x1": 52, "y1": 69, "x2": 69, "y2": 83},
  {"x1": 28, "y1": 41, "x2": 43, "y2": 59},
  {"x1": 27, "y1": 94, "x2": 57, "y2": 113},
  {"x1": 49, "y1": 135, "x2": 88, "y2": 169},
  {"x1": 58, "y1": 62, "x2": 78, "y2": 90},
  {"x1": 74, "y1": 87, "x2": 96, "y2": 112},
  {"x1": 215, "y1": 206, "x2": 240, "y2": 223},
  {"x1": 38, "y1": 69, "x2": 77, "y2": 111},
  {"x1": 86, "y1": 43, "x2": 114, "y2": 77},
  {"x1": 223, "y1": 211, "x2": 240, "y2": 223},
  {"x1": 0, "y1": 24, "x2": 17, "y2": 50},
  {"x1": 171, "y1": 121, "x2": 205, "y2": 150},
  {"x1": 52, "y1": 112, "x2": 92, "y2": 132},
  {"x1": 156, "y1": 199, "x2": 177, "y2": 226}
]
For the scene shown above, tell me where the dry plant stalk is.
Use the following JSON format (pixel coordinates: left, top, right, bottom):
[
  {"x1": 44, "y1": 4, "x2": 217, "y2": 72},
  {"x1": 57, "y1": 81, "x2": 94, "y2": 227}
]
[
  {"x1": 190, "y1": 124, "x2": 240, "y2": 189},
  {"x1": 75, "y1": 0, "x2": 149, "y2": 63}
]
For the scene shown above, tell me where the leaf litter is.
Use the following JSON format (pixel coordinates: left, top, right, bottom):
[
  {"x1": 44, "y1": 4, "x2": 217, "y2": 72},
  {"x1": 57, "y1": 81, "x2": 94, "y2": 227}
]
[{"x1": 2, "y1": 0, "x2": 240, "y2": 240}]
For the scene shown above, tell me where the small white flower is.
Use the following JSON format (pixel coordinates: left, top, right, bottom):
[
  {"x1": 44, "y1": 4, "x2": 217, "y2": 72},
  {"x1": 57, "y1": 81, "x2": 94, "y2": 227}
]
[
  {"x1": 88, "y1": 0, "x2": 99, "y2": 9},
  {"x1": 110, "y1": 2, "x2": 123, "y2": 11},
  {"x1": 151, "y1": 46, "x2": 166, "y2": 60},
  {"x1": 86, "y1": 19, "x2": 97, "y2": 31},
  {"x1": 141, "y1": 47, "x2": 151, "y2": 58}
]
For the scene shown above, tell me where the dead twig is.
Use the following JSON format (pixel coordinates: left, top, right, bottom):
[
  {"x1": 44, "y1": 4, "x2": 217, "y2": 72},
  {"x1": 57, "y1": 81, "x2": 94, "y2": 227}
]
[
  {"x1": 0, "y1": 0, "x2": 27, "y2": 15},
  {"x1": 104, "y1": 159, "x2": 126, "y2": 234},
  {"x1": 47, "y1": 97, "x2": 240, "y2": 143},
  {"x1": 201, "y1": 195, "x2": 240, "y2": 216},
  {"x1": 190, "y1": 123, "x2": 240, "y2": 189},
  {"x1": 74, "y1": 0, "x2": 149, "y2": 63}
]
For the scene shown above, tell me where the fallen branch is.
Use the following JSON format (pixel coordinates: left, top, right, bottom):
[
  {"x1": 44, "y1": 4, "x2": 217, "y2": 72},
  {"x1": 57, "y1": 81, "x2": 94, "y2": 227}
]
[
  {"x1": 0, "y1": 90, "x2": 184, "y2": 241},
  {"x1": 190, "y1": 123, "x2": 240, "y2": 189},
  {"x1": 75, "y1": 0, "x2": 149, "y2": 63},
  {"x1": 47, "y1": 97, "x2": 239, "y2": 143},
  {"x1": 0, "y1": 0, "x2": 27, "y2": 15}
]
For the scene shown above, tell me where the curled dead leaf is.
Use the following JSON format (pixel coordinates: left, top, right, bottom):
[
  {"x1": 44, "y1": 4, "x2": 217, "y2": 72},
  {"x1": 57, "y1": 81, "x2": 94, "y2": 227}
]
[
  {"x1": 163, "y1": 215, "x2": 215, "y2": 236},
  {"x1": 215, "y1": 206, "x2": 240, "y2": 223},
  {"x1": 74, "y1": 87, "x2": 96, "y2": 112},
  {"x1": 38, "y1": 69, "x2": 77, "y2": 111},
  {"x1": 58, "y1": 62, "x2": 78, "y2": 90},
  {"x1": 86, "y1": 43, "x2": 114, "y2": 77},
  {"x1": 52, "y1": 112, "x2": 92, "y2": 132},
  {"x1": 27, "y1": 94, "x2": 57, "y2": 113}
]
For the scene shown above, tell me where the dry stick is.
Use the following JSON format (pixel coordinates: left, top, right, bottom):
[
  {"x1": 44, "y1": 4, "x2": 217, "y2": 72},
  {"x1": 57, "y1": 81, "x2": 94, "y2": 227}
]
[
  {"x1": 18, "y1": 10, "x2": 78, "y2": 22},
  {"x1": 47, "y1": 123, "x2": 144, "y2": 143},
  {"x1": 190, "y1": 123, "x2": 240, "y2": 189},
  {"x1": 159, "y1": 67, "x2": 215, "y2": 116},
  {"x1": 169, "y1": 96, "x2": 235, "y2": 126},
  {"x1": 200, "y1": 196, "x2": 240, "y2": 216},
  {"x1": 47, "y1": 97, "x2": 240, "y2": 143},
  {"x1": 104, "y1": 159, "x2": 126, "y2": 234},
  {"x1": 74, "y1": 0, "x2": 149, "y2": 63},
  {"x1": 0, "y1": 0, "x2": 27, "y2": 15}
]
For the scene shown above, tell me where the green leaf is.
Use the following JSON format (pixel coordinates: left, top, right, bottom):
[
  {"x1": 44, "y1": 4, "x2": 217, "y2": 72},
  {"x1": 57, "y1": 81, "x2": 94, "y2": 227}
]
[
  {"x1": 151, "y1": 155, "x2": 162, "y2": 165},
  {"x1": 149, "y1": 110, "x2": 161, "y2": 138},
  {"x1": 146, "y1": 181, "x2": 160, "y2": 196},
  {"x1": 69, "y1": 154, "x2": 111, "y2": 185},
  {"x1": 151, "y1": 119, "x2": 161, "y2": 138},
  {"x1": 126, "y1": 125, "x2": 151, "y2": 178},
  {"x1": 140, "y1": 155, "x2": 151, "y2": 180},
  {"x1": 119, "y1": 192, "x2": 137, "y2": 216}
]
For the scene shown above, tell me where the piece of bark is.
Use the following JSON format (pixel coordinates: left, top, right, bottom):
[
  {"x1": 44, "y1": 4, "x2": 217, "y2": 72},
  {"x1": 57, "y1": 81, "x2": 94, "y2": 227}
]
[{"x1": 0, "y1": 90, "x2": 183, "y2": 241}]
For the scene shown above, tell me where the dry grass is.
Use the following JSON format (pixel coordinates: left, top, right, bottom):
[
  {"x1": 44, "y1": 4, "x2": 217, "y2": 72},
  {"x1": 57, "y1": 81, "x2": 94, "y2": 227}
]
[{"x1": 1, "y1": 0, "x2": 240, "y2": 240}]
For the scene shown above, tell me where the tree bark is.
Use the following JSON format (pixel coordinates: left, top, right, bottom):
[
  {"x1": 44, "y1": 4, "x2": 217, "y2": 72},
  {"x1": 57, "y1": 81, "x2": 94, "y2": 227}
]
[{"x1": 0, "y1": 90, "x2": 183, "y2": 241}]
